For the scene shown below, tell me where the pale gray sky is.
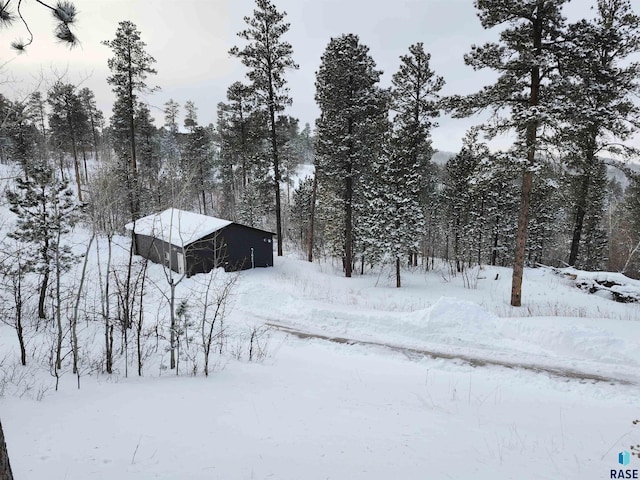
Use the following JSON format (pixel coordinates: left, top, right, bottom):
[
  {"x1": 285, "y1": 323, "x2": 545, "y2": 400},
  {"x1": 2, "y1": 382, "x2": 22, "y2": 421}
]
[{"x1": 1, "y1": 0, "x2": 638, "y2": 154}]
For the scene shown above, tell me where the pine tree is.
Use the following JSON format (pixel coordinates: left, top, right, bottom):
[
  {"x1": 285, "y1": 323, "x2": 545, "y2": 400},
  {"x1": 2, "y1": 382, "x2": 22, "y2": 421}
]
[
  {"x1": 47, "y1": 82, "x2": 89, "y2": 201},
  {"x1": 383, "y1": 42, "x2": 444, "y2": 286},
  {"x1": 216, "y1": 82, "x2": 266, "y2": 219},
  {"x1": 26, "y1": 91, "x2": 49, "y2": 161},
  {"x1": 5, "y1": 161, "x2": 82, "y2": 320},
  {"x1": 2, "y1": 98, "x2": 40, "y2": 174},
  {"x1": 184, "y1": 101, "x2": 198, "y2": 132},
  {"x1": 441, "y1": 134, "x2": 484, "y2": 271},
  {"x1": 158, "y1": 99, "x2": 192, "y2": 209},
  {"x1": 162, "y1": 99, "x2": 181, "y2": 168},
  {"x1": 78, "y1": 87, "x2": 104, "y2": 164},
  {"x1": 449, "y1": 0, "x2": 568, "y2": 306},
  {"x1": 474, "y1": 153, "x2": 520, "y2": 267},
  {"x1": 526, "y1": 160, "x2": 563, "y2": 266},
  {"x1": 315, "y1": 34, "x2": 389, "y2": 277},
  {"x1": 576, "y1": 159, "x2": 608, "y2": 270},
  {"x1": 103, "y1": 20, "x2": 157, "y2": 219},
  {"x1": 276, "y1": 115, "x2": 301, "y2": 191},
  {"x1": 558, "y1": 0, "x2": 640, "y2": 267},
  {"x1": 230, "y1": 0, "x2": 299, "y2": 257},
  {"x1": 298, "y1": 123, "x2": 315, "y2": 165},
  {"x1": 290, "y1": 176, "x2": 314, "y2": 250},
  {"x1": 135, "y1": 103, "x2": 160, "y2": 183},
  {"x1": 617, "y1": 174, "x2": 640, "y2": 276},
  {"x1": 183, "y1": 109, "x2": 213, "y2": 216}
]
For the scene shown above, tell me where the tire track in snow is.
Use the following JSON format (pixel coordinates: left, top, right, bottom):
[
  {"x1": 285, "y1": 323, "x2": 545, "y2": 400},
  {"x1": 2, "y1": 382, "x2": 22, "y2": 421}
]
[{"x1": 265, "y1": 322, "x2": 637, "y2": 386}]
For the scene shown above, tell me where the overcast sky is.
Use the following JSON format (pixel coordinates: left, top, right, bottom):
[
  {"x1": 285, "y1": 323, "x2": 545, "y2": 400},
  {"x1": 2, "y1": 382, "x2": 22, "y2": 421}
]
[{"x1": 0, "y1": 0, "x2": 638, "y2": 154}]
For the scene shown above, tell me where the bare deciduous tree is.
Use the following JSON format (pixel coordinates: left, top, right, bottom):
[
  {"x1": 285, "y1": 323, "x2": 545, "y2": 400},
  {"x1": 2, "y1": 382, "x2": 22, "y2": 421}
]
[{"x1": 196, "y1": 269, "x2": 238, "y2": 376}]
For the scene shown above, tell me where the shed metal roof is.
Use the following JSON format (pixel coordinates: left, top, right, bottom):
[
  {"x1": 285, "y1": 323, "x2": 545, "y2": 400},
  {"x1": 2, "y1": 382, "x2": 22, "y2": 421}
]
[{"x1": 125, "y1": 208, "x2": 232, "y2": 248}]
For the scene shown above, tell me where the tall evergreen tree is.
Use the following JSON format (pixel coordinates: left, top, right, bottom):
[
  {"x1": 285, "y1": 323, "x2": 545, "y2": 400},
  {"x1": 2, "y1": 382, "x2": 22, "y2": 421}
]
[
  {"x1": 78, "y1": 87, "x2": 104, "y2": 164},
  {"x1": 298, "y1": 123, "x2": 315, "y2": 165},
  {"x1": 5, "y1": 161, "x2": 81, "y2": 319},
  {"x1": 471, "y1": 152, "x2": 520, "y2": 267},
  {"x1": 441, "y1": 133, "x2": 484, "y2": 271},
  {"x1": 576, "y1": 159, "x2": 608, "y2": 270},
  {"x1": 216, "y1": 82, "x2": 266, "y2": 219},
  {"x1": 383, "y1": 42, "x2": 444, "y2": 286},
  {"x1": 103, "y1": 20, "x2": 157, "y2": 218},
  {"x1": 616, "y1": 173, "x2": 640, "y2": 276},
  {"x1": 230, "y1": 0, "x2": 299, "y2": 257},
  {"x1": 315, "y1": 34, "x2": 388, "y2": 277},
  {"x1": 184, "y1": 101, "x2": 198, "y2": 132},
  {"x1": 290, "y1": 176, "x2": 314, "y2": 250},
  {"x1": 162, "y1": 99, "x2": 181, "y2": 169},
  {"x1": 449, "y1": 0, "x2": 568, "y2": 306},
  {"x1": 26, "y1": 91, "x2": 49, "y2": 161},
  {"x1": 525, "y1": 160, "x2": 564, "y2": 265},
  {"x1": 182, "y1": 103, "x2": 213, "y2": 215},
  {"x1": 47, "y1": 82, "x2": 89, "y2": 201},
  {"x1": 135, "y1": 102, "x2": 160, "y2": 183},
  {"x1": 1, "y1": 99, "x2": 40, "y2": 174},
  {"x1": 558, "y1": 0, "x2": 640, "y2": 267}
]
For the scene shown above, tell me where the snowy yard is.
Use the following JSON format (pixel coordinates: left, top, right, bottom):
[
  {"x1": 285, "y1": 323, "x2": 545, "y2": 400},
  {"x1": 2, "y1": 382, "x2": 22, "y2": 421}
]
[
  {"x1": 4, "y1": 337, "x2": 637, "y2": 480},
  {"x1": 1, "y1": 247, "x2": 640, "y2": 479}
]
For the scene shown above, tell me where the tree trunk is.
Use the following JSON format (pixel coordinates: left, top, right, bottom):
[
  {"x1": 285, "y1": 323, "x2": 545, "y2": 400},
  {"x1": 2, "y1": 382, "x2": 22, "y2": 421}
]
[
  {"x1": 241, "y1": 117, "x2": 248, "y2": 189},
  {"x1": 307, "y1": 173, "x2": 317, "y2": 262},
  {"x1": 511, "y1": 170, "x2": 534, "y2": 306},
  {"x1": 72, "y1": 235, "x2": 94, "y2": 381},
  {"x1": 38, "y1": 240, "x2": 49, "y2": 319},
  {"x1": 89, "y1": 111, "x2": 99, "y2": 163},
  {"x1": 345, "y1": 113, "x2": 354, "y2": 278},
  {"x1": 15, "y1": 273, "x2": 26, "y2": 366},
  {"x1": 99, "y1": 235, "x2": 114, "y2": 374},
  {"x1": 170, "y1": 281, "x2": 176, "y2": 370},
  {"x1": 136, "y1": 260, "x2": 148, "y2": 377},
  {"x1": 396, "y1": 257, "x2": 401, "y2": 288},
  {"x1": 568, "y1": 165, "x2": 591, "y2": 266},
  {"x1": 126, "y1": 44, "x2": 139, "y2": 218},
  {"x1": 55, "y1": 229, "x2": 64, "y2": 371},
  {"x1": 105, "y1": 239, "x2": 113, "y2": 374},
  {"x1": 345, "y1": 175, "x2": 353, "y2": 278},
  {"x1": 201, "y1": 174, "x2": 207, "y2": 216},
  {"x1": 0, "y1": 421, "x2": 13, "y2": 480},
  {"x1": 71, "y1": 136, "x2": 83, "y2": 202},
  {"x1": 82, "y1": 147, "x2": 88, "y2": 183},
  {"x1": 568, "y1": 202, "x2": 586, "y2": 267},
  {"x1": 266, "y1": 63, "x2": 284, "y2": 257},
  {"x1": 510, "y1": 10, "x2": 542, "y2": 307},
  {"x1": 17, "y1": 318, "x2": 26, "y2": 367},
  {"x1": 492, "y1": 221, "x2": 499, "y2": 266}
]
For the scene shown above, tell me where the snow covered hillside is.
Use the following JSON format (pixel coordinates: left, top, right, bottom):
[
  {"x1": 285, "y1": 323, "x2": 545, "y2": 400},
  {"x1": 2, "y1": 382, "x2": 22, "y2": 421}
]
[{"x1": 1, "y1": 232, "x2": 640, "y2": 479}]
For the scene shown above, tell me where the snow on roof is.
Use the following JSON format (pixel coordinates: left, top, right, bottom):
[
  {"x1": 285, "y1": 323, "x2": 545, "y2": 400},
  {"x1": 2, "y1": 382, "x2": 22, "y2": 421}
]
[{"x1": 125, "y1": 208, "x2": 232, "y2": 248}]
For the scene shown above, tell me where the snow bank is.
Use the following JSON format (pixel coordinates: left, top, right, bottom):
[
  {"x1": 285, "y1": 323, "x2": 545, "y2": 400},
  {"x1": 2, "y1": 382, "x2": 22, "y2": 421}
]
[{"x1": 556, "y1": 266, "x2": 640, "y2": 302}]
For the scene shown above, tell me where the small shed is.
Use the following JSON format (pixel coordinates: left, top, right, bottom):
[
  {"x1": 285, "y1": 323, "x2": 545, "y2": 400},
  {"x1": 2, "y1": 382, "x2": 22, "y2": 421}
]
[{"x1": 125, "y1": 208, "x2": 274, "y2": 276}]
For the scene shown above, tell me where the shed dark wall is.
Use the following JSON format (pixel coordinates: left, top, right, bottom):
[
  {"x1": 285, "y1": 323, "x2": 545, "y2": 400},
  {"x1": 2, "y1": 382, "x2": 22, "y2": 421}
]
[
  {"x1": 223, "y1": 223, "x2": 274, "y2": 270},
  {"x1": 185, "y1": 224, "x2": 273, "y2": 275},
  {"x1": 134, "y1": 233, "x2": 184, "y2": 275}
]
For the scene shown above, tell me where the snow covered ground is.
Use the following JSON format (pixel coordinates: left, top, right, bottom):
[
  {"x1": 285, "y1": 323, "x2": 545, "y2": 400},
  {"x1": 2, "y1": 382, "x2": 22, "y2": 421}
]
[{"x1": 1, "y1": 225, "x2": 640, "y2": 478}]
